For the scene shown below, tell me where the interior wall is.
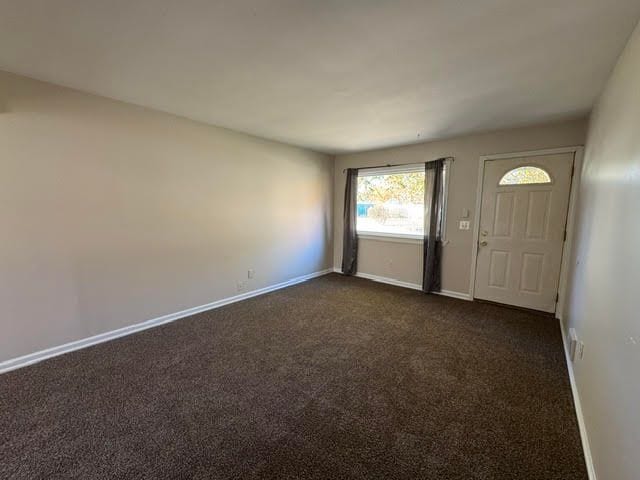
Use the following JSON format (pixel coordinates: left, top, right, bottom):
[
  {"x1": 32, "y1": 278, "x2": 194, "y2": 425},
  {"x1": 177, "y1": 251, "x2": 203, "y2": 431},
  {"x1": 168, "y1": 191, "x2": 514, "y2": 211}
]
[
  {"x1": 564, "y1": 21, "x2": 640, "y2": 480},
  {"x1": 333, "y1": 119, "x2": 587, "y2": 294},
  {"x1": 0, "y1": 71, "x2": 334, "y2": 363}
]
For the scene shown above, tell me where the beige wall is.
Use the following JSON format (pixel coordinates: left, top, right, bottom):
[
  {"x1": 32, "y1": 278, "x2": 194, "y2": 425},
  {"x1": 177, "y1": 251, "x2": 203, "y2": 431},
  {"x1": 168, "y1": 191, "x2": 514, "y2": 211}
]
[
  {"x1": 333, "y1": 119, "x2": 587, "y2": 294},
  {"x1": 564, "y1": 21, "x2": 640, "y2": 480},
  {"x1": 0, "y1": 71, "x2": 333, "y2": 363}
]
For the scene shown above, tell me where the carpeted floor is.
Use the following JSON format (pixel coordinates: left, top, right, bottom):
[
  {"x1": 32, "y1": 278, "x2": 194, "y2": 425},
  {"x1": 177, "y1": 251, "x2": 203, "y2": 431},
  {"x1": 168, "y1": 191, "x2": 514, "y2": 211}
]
[{"x1": 0, "y1": 273, "x2": 587, "y2": 479}]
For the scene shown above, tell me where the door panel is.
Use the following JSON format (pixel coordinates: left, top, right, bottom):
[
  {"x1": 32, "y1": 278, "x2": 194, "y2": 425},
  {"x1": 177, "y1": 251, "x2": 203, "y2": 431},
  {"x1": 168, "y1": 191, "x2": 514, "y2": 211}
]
[
  {"x1": 488, "y1": 250, "x2": 510, "y2": 288},
  {"x1": 524, "y1": 191, "x2": 551, "y2": 239},
  {"x1": 474, "y1": 153, "x2": 573, "y2": 313},
  {"x1": 520, "y1": 252, "x2": 544, "y2": 293},
  {"x1": 493, "y1": 192, "x2": 515, "y2": 237}
]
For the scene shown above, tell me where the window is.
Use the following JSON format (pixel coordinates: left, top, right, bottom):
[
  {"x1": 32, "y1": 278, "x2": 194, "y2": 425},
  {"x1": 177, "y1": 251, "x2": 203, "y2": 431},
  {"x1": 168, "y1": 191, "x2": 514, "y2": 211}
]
[
  {"x1": 356, "y1": 164, "x2": 448, "y2": 239},
  {"x1": 499, "y1": 166, "x2": 551, "y2": 185}
]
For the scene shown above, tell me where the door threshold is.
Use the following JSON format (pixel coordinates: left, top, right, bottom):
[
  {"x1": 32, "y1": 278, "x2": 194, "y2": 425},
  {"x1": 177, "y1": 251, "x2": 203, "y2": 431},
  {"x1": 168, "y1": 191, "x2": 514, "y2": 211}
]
[{"x1": 473, "y1": 298, "x2": 555, "y2": 318}]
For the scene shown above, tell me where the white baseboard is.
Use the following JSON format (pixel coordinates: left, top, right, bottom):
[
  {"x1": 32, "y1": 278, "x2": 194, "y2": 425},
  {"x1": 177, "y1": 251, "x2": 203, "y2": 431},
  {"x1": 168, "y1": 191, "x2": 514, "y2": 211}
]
[
  {"x1": 353, "y1": 271, "x2": 422, "y2": 291},
  {"x1": 436, "y1": 289, "x2": 472, "y2": 301},
  {"x1": 0, "y1": 268, "x2": 333, "y2": 375},
  {"x1": 559, "y1": 320, "x2": 597, "y2": 480},
  {"x1": 332, "y1": 268, "x2": 471, "y2": 300}
]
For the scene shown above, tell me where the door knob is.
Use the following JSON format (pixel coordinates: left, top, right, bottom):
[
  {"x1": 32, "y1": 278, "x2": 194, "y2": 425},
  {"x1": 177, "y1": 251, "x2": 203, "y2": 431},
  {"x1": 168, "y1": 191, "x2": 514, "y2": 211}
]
[{"x1": 479, "y1": 240, "x2": 488, "y2": 246}]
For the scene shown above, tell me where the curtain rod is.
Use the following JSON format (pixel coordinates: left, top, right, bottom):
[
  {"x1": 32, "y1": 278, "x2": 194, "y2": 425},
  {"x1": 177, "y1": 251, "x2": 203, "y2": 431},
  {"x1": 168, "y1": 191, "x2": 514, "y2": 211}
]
[{"x1": 342, "y1": 156, "x2": 454, "y2": 174}]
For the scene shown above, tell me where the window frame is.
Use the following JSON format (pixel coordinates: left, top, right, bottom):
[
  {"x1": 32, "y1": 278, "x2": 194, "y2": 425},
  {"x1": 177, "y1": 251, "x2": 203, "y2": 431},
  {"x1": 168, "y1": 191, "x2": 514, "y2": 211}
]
[{"x1": 355, "y1": 161, "x2": 450, "y2": 242}]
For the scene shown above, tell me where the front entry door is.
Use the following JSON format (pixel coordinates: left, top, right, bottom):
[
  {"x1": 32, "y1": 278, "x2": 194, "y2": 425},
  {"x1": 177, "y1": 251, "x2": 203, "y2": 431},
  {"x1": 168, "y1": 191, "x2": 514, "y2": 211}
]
[{"x1": 474, "y1": 153, "x2": 574, "y2": 313}]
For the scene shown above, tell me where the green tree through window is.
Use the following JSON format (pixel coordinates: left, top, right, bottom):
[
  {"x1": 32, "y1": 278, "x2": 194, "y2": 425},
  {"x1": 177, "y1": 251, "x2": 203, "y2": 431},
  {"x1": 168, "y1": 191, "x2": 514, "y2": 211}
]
[
  {"x1": 357, "y1": 172, "x2": 424, "y2": 204},
  {"x1": 357, "y1": 172, "x2": 425, "y2": 235}
]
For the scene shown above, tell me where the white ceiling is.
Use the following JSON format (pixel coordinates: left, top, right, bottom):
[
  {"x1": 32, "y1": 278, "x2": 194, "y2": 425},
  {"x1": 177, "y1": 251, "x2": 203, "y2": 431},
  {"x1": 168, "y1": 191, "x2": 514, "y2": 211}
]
[{"x1": 1, "y1": 1, "x2": 639, "y2": 153}]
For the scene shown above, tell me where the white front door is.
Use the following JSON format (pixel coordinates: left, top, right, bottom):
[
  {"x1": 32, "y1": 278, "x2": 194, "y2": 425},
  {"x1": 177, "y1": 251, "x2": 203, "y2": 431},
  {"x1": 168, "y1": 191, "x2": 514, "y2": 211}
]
[{"x1": 474, "y1": 153, "x2": 574, "y2": 313}]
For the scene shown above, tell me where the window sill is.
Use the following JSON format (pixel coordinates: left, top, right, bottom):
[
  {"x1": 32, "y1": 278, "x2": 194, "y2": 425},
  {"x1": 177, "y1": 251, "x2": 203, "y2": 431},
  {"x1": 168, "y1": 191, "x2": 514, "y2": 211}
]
[{"x1": 357, "y1": 232, "x2": 423, "y2": 244}]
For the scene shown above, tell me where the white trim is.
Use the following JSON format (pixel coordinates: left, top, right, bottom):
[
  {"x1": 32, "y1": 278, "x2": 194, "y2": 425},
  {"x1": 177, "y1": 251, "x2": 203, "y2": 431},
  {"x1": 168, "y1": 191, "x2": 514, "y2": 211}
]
[
  {"x1": 559, "y1": 320, "x2": 597, "y2": 480},
  {"x1": 357, "y1": 232, "x2": 423, "y2": 244},
  {"x1": 0, "y1": 268, "x2": 333, "y2": 375},
  {"x1": 350, "y1": 271, "x2": 422, "y2": 290},
  {"x1": 469, "y1": 154, "x2": 485, "y2": 299},
  {"x1": 469, "y1": 146, "x2": 583, "y2": 316},
  {"x1": 332, "y1": 268, "x2": 471, "y2": 300},
  {"x1": 436, "y1": 289, "x2": 472, "y2": 301},
  {"x1": 478, "y1": 146, "x2": 583, "y2": 161},
  {"x1": 556, "y1": 146, "x2": 583, "y2": 320}
]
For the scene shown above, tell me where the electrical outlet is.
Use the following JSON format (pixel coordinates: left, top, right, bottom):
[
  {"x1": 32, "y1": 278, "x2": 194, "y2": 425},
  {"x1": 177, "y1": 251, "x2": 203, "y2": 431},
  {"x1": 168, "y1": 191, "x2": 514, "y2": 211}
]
[
  {"x1": 248, "y1": 269, "x2": 255, "y2": 279},
  {"x1": 236, "y1": 280, "x2": 246, "y2": 292},
  {"x1": 578, "y1": 341, "x2": 585, "y2": 360},
  {"x1": 459, "y1": 220, "x2": 470, "y2": 230},
  {"x1": 569, "y1": 328, "x2": 578, "y2": 361}
]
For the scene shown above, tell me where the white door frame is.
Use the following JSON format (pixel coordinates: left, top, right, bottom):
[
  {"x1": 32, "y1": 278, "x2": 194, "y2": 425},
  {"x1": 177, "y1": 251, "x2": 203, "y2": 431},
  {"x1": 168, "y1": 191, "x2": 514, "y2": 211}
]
[{"x1": 469, "y1": 146, "x2": 584, "y2": 319}]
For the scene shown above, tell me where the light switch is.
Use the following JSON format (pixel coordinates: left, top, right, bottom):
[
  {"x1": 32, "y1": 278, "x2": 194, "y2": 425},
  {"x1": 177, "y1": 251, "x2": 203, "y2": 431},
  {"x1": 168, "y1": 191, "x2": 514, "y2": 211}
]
[
  {"x1": 459, "y1": 220, "x2": 470, "y2": 230},
  {"x1": 461, "y1": 208, "x2": 470, "y2": 218}
]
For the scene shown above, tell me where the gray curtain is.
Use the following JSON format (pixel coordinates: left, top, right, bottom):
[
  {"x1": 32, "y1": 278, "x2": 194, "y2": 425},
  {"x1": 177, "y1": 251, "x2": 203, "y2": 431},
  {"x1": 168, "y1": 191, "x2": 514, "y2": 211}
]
[
  {"x1": 422, "y1": 159, "x2": 446, "y2": 293},
  {"x1": 341, "y1": 168, "x2": 358, "y2": 275}
]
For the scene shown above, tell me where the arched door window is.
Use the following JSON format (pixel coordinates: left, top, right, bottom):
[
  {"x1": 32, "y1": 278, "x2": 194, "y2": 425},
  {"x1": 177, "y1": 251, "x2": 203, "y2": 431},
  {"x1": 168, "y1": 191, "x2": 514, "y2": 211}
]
[{"x1": 499, "y1": 166, "x2": 551, "y2": 185}]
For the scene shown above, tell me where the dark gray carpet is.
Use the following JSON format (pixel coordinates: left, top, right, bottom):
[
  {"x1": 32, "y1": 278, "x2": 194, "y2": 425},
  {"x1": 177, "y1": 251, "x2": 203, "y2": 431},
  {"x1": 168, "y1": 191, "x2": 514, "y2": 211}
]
[{"x1": 0, "y1": 273, "x2": 587, "y2": 479}]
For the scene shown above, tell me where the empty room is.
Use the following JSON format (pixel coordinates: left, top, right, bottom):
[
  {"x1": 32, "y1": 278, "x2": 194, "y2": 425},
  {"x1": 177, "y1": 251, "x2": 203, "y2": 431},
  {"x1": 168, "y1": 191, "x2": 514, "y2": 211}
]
[{"x1": 1, "y1": 1, "x2": 639, "y2": 479}]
